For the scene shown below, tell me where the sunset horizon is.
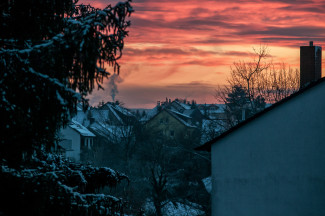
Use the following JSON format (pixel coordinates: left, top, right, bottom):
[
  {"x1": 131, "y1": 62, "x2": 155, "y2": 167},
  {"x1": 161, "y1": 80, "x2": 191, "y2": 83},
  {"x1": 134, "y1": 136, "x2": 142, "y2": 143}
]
[{"x1": 80, "y1": 0, "x2": 325, "y2": 108}]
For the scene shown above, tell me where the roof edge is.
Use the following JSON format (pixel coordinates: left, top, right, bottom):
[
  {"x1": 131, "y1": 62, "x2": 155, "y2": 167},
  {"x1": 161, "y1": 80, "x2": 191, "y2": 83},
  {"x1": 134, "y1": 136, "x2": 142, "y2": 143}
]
[{"x1": 195, "y1": 77, "x2": 325, "y2": 152}]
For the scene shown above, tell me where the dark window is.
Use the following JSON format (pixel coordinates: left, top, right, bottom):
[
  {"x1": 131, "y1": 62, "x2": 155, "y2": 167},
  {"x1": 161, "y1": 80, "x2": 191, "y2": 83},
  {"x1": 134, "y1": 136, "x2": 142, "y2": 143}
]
[{"x1": 170, "y1": 130, "x2": 174, "y2": 137}]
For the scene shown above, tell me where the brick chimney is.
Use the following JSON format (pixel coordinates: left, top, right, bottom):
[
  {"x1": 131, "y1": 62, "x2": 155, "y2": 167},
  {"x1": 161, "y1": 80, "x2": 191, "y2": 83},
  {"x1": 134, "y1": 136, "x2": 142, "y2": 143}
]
[{"x1": 300, "y1": 41, "x2": 322, "y2": 88}]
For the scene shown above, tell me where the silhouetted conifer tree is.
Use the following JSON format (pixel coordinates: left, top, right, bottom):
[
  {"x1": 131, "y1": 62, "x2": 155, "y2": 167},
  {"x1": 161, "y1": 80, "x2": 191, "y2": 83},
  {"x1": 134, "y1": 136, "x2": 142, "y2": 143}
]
[
  {"x1": 0, "y1": 0, "x2": 133, "y2": 215},
  {"x1": 225, "y1": 85, "x2": 265, "y2": 127},
  {"x1": 0, "y1": 0, "x2": 133, "y2": 165}
]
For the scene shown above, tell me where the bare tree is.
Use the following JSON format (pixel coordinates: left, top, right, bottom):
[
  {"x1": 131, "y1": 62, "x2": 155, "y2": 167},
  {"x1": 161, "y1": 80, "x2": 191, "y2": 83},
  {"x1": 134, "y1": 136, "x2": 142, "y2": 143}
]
[
  {"x1": 262, "y1": 64, "x2": 300, "y2": 103},
  {"x1": 216, "y1": 46, "x2": 300, "y2": 129},
  {"x1": 227, "y1": 45, "x2": 270, "y2": 111},
  {"x1": 224, "y1": 46, "x2": 300, "y2": 104}
]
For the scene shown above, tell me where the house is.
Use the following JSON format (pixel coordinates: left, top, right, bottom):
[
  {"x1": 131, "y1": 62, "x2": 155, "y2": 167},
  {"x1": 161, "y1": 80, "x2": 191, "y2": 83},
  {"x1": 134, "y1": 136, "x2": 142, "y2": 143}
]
[
  {"x1": 59, "y1": 119, "x2": 95, "y2": 162},
  {"x1": 142, "y1": 99, "x2": 204, "y2": 126},
  {"x1": 196, "y1": 78, "x2": 325, "y2": 216},
  {"x1": 89, "y1": 121, "x2": 135, "y2": 147},
  {"x1": 92, "y1": 102, "x2": 136, "y2": 126},
  {"x1": 169, "y1": 100, "x2": 192, "y2": 113},
  {"x1": 145, "y1": 109, "x2": 199, "y2": 141},
  {"x1": 198, "y1": 104, "x2": 227, "y2": 120}
]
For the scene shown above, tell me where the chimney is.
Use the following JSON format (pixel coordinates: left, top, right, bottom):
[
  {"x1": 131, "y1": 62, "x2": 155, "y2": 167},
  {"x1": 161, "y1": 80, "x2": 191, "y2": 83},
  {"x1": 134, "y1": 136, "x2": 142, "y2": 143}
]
[
  {"x1": 157, "y1": 101, "x2": 160, "y2": 107},
  {"x1": 300, "y1": 41, "x2": 322, "y2": 88}
]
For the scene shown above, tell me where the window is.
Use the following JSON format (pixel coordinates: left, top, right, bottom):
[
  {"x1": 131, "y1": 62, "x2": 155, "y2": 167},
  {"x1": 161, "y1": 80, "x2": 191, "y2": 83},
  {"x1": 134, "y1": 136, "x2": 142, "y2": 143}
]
[
  {"x1": 84, "y1": 138, "x2": 91, "y2": 149},
  {"x1": 165, "y1": 117, "x2": 169, "y2": 124},
  {"x1": 170, "y1": 130, "x2": 174, "y2": 137},
  {"x1": 160, "y1": 119, "x2": 164, "y2": 124},
  {"x1": 84, "y1": 138, "x2": 88, "y2": 147},
  {"x1": 88, "y1": 138, "x2": 92, "y2": 149}
]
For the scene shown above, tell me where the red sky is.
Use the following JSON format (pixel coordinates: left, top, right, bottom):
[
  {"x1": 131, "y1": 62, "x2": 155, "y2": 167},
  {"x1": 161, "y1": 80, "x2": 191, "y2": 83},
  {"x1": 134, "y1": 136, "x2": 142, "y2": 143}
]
[{"x1": 80, "y1": 0, "x2": 325, "y2": 108}]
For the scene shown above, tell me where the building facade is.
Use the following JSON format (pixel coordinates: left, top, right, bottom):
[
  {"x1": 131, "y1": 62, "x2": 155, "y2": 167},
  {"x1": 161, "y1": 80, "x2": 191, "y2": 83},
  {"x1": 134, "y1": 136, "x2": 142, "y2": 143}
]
[
  {"x1": 145, "y1": 109, "x2": 199, "y2": 141},
  {"x1": 59, "y1": 120, "x2": 95, "y2": 162},
  {"x1": 198, "y1": 78, "x2": 325, "y2": 216}
]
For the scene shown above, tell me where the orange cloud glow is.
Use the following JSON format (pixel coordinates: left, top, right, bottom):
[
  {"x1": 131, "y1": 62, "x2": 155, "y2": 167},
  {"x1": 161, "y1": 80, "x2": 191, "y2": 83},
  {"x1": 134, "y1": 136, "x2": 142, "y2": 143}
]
[{"x1": 80, "y1": 0, "x2": 325, "y2": 108}]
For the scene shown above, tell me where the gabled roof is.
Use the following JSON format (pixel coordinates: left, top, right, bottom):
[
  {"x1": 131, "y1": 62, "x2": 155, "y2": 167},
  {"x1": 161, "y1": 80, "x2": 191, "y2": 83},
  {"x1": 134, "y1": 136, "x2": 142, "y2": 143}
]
[
  {"x1": 170, "y1": 100, "x2": 191, "y2": 112},
  {"x1": 113, "y1": 104, "x2": 134, "y2": 117},
  {"x1": 139, "y1": 106, "x2": 159, "y2": 122},
  {"x1": 107, "y1": 105, "x2": 123, "y2": 124},
  {"x1": 167, "y1": 109, "x2": 197, "y2": 128},
  {"x1": 196, "y1": 77, "x2": 325, "y2": 151},
  {"x1": 93, "y1": 102, "x2": 135, "y2": 125},
  {"x1": 69, "y1": 120, "x2": 95, "y2": 137},
  {"x1": 175, "y1": 101, "x2": 191, "y2": 110},
  {"x1": 183, "y1": 109, "x2": 195, "y2": 116},
  {"x1": 145, "y1": 108, "x2": 197, "y2": 128},
  {"x1": 89, "y1": 121, "x2": 132, "y2": 141}
]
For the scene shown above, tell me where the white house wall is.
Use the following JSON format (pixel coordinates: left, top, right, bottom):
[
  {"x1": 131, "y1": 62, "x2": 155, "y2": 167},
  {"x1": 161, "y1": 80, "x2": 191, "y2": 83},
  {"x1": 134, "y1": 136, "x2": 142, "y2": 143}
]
[
  {"x1": 211, "y1": 81, "x2": 325, "y2": 216},
  {"x1": 60, "y1": 126, "x2": 81, "y2": 162}
]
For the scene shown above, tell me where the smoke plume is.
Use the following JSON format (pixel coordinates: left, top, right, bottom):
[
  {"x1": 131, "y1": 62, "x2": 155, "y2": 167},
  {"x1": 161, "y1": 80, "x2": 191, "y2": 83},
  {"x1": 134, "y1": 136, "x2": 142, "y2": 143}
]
[{"x1": 108, "y1": 73, "x2": 123, "y2": 102}]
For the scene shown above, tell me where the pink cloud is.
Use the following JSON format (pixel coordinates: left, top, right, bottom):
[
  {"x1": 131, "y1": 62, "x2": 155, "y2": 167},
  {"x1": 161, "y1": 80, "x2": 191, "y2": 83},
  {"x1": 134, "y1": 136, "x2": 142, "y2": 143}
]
[{"x1": 79, "y1": 0, "x2": 325, "y2": 107}]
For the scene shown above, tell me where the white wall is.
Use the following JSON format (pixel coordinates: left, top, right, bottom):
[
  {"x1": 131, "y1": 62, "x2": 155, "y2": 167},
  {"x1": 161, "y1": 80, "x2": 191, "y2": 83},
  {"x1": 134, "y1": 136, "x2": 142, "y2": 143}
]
[
  {"x1": 211, "y1": 81, "x2": 325, "y2": 216},
  {"x1": 60, "y1": 126, "x2": 81, "y2": 162}
]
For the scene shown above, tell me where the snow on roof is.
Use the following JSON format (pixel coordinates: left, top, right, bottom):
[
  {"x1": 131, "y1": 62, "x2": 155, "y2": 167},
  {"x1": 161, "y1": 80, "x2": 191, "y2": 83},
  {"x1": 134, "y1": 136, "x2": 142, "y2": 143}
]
[
  {"x1": 140, "y1": 106, "x2": 159, "y2": 121},
  {"x1": 72, "y1": 110, "x2": 87, "y2": 125},
  {"x1": 202, "y1": 176, "x2": 212, "y2": 194},
  {"x1": 89, "y1": 122, "x2": 111, "y2": 138},
  {"x1": 201, "y1": 119, "x2": 224, "y2": 131},
  {"x1": 167, "y1": 110, "x2": 197, "y2": 128},
  {"x1": 91, "y1": 109, "x2": 109, "y2": 121},
  {"x1": 69, "y1": 120, "x2": 95, "y2": 137},
  {"x1": 178, "y1": 101, "x2": 191, "y2": 110},
  {"x1": 173, "y1": 100, "x2": 191, "y2": 110},
  {"x1": 107, "y1": 105, "x2": 123, "y2": 124},
  {"x1": 183, "y1": 109, "x2": 195, "y2": 116},
  {"x1": 113, "y1": 104, "x2": 134, "y2": 117},
  {"x1": 169, "y1": 109, "x2": 191, "y2": 119},
  {"x1": 215, "y1": 104, "x2": 226, "y2": 113},
  {"x1": 89, "y1": 121, "x2": 133, "y2": 142},
  {"x1": 76, "y1": 103, "x2": 83, "y2": 111},
  {"x1": 198, "y1": 104, "x2": 226, "y2": 113}
]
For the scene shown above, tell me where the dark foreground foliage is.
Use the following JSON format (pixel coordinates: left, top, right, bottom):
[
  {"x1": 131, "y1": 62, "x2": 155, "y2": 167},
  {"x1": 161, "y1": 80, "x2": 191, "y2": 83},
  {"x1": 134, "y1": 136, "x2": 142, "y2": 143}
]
[
  {"x1": 0, "y1": 0, "x2": 134, "y2": 214},
  {"x1": 0, "y1": 152, "x2": 128, "y2": 216},
  {"x1": 0, "y1": 0, "x2": 133, "y2": 166}
]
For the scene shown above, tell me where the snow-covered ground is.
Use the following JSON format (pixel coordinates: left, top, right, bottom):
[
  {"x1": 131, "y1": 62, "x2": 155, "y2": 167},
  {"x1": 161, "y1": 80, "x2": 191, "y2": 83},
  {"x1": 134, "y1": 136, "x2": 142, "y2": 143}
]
[{"x1": 144, "y1": 200, "x2": 204, "y2": 216}]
